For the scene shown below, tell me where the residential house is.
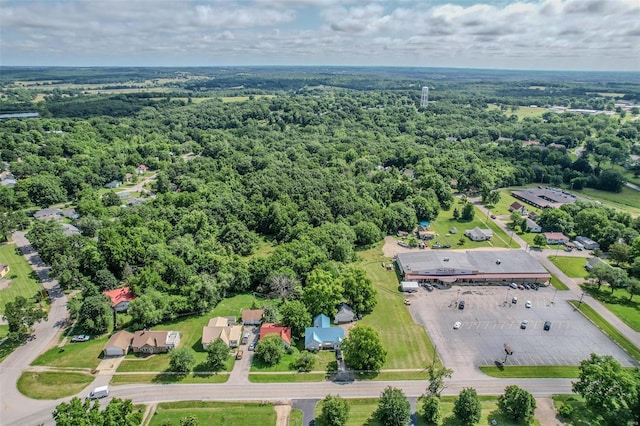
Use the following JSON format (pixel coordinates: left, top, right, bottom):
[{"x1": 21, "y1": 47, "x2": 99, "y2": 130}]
[
  {"x1": 61, "y1": 208, "x2": 79, "y2": 219},
  {"x1": 0, "y1": 172, "x2": 17, "y2": 188},
  {"x1": 417, "y1": 226, "x2": 436, "y2": 240},
  {"x1": 464, "y1": 227, "x2": 493, "y2": 241},
  {"x1": 304, "y1": 314, "x2": 345, "y2": 351},
  {"x1": 104, "y1": 180, "x2": 122, "y2": 189},
  {"x1": 61, "y1": 223, "x2": 81, "y2": 237},
  {"x1": 401, "y1": 281, "x2": 420, "y2": 293},
  {"x1": 136, "y1": 164, "x2": 149, "y2": 175},
  {"x1": 201, "y1": 317, "x2": 243, "y2": 349},
  {"x1": 334, "y1": 303, "x2": 355, "y2": 324},
  {"x1": 0, "y1": 264, "x2": 9, "y2": 278},
  {"x1": 527, "y1": 212, "x2": 539, "y2": 221},
  {"x1": 543, "y1": 232, "x2": 569, "y2": 245},
  {"x1": 102, "y1": 287, "x2": 137, "y2": 312},
  {"x1": 525, "y1": 218, "x2": 541, "y2": 233},
  {"x1": 124, "y1": 173, "x2": 133, "y2": 183},
  {"x1": 103, "y1": 330, "x2": 134, "y2": 357},
  {"x1": 575, "y1": 236, "x2": 600, "y2": 250},
  {"x1": 131, "y1": 330, "x2": 180, "y2": 354},
  {"x1": 508, "y1": 202, "x2": 528, "y2": 215},
  {"x1": 585, "y1": 257, "x2": 609, "y2": 271},
  {"x1": 241, "y1": 309, "x2": 264, "y2": 326},
  {"x1": 403, "y1": 169, "x2": 415, "y2": 179},
  {"x1": 33, "y1": 208, "x2": 63, "y2": 221},
  {"x1": 259, "y1": 323, "x2": 292, "y2": 347}
]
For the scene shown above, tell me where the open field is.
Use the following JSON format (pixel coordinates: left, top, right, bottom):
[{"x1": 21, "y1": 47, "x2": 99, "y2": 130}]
[
  {"x1": 574, "y1": 186, "x2": 640, "y2": 216},
  {"x1": 0, "y1": 243, "x2": 43, "y2": 315},
  {"x1": 17, "y1": 371, "x2": 94, "y2": 399},
  {"x1": 149, "y1": 401, "x2": 277, "y2": 426},
  {"x1": 221, "y1": 95, "x2": 275, "y2": 103},
  {"x1": 549, "y1": 272, "x2": 570, "y2": 291},
  {"x1": 357, "y1": 243, "x2": 437, "y2": 369},
  {"x1": 31, "y1": 336, "x2": 107, "y2": 369},
  {"x1": 569, "y1": 300, "x2": 640, "y2": 360},
  {"x1": 110, "y1": 372, "x2": 229, "y2": 385},
  {"x1": 487, "y1": 104, "x2": 546, "y2": 120},
  {"x1": 548, "y1": 256, "x2": 589, "y2": 279},
  {"x1": 581, "y1": 286, "x2": 640, "y2": 332}
]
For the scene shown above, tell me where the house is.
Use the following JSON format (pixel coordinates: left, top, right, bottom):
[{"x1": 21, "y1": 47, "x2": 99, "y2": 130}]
[
  {"x1": 528, "y1": 212, "x2": 539, "y2": 221},
  {"x1": 464, "y1": 227, "x2": 493, "y2": 241},
  {"x1": 575, "y1": 236, "x2": 600, "y2": 250},
  {"x1": 525, "y1": 218, "x2": 541, "y2": 233},
  {"x1": 259, "y1": 323, "x2": 292, "y2": 347},
  {"x1": 104, "y1": 180, "x2": 122, "y2": 189},
  {"x1": 0, "y1": 264, "x2": 9, "y2": 278},
  {"x1": 61, "y1": 208, "x2": 79, "y2": 219},
  {"x1": 136, "y1": 164, "x2": 149, "y2": 175},
  {"x1": 131, "y1": 330, "x2": 180, "y2": 354},
  {"x1": 401, "y1": 281, "x2": 420, "y2": 293},
  {"x1": 241, "y1": 309, "x2": 264, "y2": 325},
  {"x1": 124, "y1": 173, "x2": 133, "y2": 183},
  {"x1": 334, "y1": 303, "x2": 355, "y2": 324},
  {"x1": 397, "y1": 230, "x2": 409, "y2": 237},
  {"x1": 509, "y1": 202, "x2": 528, "y2": 215},
  {"x1": 33, "y1": 208, "x2": 63, "y2": 221},
  {"x1": 304, "y1": 314, "x2": 345, "y2": 351},
  {"x1": 201, "y1": 317, "x2": 243, "y2": 349},
  {"x1": 102, "y1": 287, "x2": 137, "y2": 312},
  {"x1": 543, "y1": 232, "x2": 569, "y2": 245},
  {"x1": 0, "y1": 173, "x2": 17, "y2": 188},
  {"x1": 61, "y1": 223, "x2": 81, "y2": 237},
  {"x1": 417, "y1": 226, "x2": 436, "y2": 240},
  {"x1": 585, "y1": 257, "x2": 609, "y2": 271},
  {"x1": 103, "y1": 330, "x2": 134, "y2": 357},
  {"x1": 403, "y1": 169, "x2": 415, "y2": 179}
]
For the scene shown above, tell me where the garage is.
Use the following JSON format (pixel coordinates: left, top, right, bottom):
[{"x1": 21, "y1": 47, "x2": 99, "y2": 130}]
[{"x1": 102, "y1": 330, "x2": 133, "y2": 357}]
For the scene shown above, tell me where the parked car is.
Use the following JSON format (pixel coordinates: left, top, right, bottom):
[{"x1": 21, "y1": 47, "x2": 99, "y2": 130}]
[
  {"x1": 248, "y1": 343, "x2": 255, "y2": 351},
  {"x1": 442, "y1": 244, "x2": 451, "y2": 248},
  {"x1": 512, "y1": 296, "x2": 518, "y2": 304},
  {"x1": 397, "y1": 241, "x2": 409, "y2": 248},
  {"x1": 236, "y1": 350, "x2": 244, "y2": 360},
  {"x1": 520, "y1": 320, "x2": 529, "y2": 329},
  {"x1": 525, "y1": 300, "x2": 532, "y2": 308},
  {"x1": 490, "y1": 214, "x2": 496, "y2": 219},
  {"x1": 87, "y1": 386, "x2": 109, "y2": 400},
  {"x1": 509, "y1": 282, "x2": 518, "y2": 289},
  {"x1": 524, "y1": 283, "x2": 531, "y2": 290},
  {"x1": 453, "y1": 321, "x2": 462, "y2": 329},
  {"x1": 424, "y1": 283, "x2": 434, "y2": 291},
  {"x1": 432, "y1": 243, "x2": 442, "y2": 249},
  {"x1": 544, "y1": 321, "x2": 552, "y2": 331},
  {"x1": 71, "y1": 335, "x2": 90, "y2": 343},
  {"x1": 458, "y1": 300, "x2": 465, "y2": 310},
  {"x1": 517, "y1": 284, "x2": 525, "y2": 290}
]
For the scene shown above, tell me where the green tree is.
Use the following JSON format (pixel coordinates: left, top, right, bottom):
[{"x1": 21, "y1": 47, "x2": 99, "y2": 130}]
[
  {"x1": 460, "y1": 203, "x2": 475, "y2": 221},
  {"x1": 425, "y1": 365, "x2": 454, "y2": 397},
  {"x1": 608, "y1": 242, "x2": 632, "y2": 265},
  {"x1": 510, "y1": 211, "x2": 524, "y2": 230},
  {"x1": 587, "y1": 263, "x2": 610, "y2": 289},
  {"x1": 3, "y1": 295, "x2": 47, "y2": 341},
  {"x1": 340, "y1": 267, "x2": 377, "y2": 316},
  {"x1": 572, "y1": 353, "x2": 639, "y2": 425},
  {"x1": 319, "y1": 394, "x2": 350, "y2": 426},
  {"x1": 291, "y1": 351, "x2": 315, "y2": 372},
  {"x1": 353, "y1": 221, "x2": 382, "y2": 247},
  {"x1": 255, "y1": 334, "x2": 286, "y2": 366},
  {"x1": 375, "y1": 386, "x2": 411, "y2": 426},
  {"x1": 533, "y1": 233, "x2": 547, "y2": 247},
  {"x1": 262, "y1": 304, "x2": 279, "y2": 323},
  {"x1": 421, "y1": 395, "x2": 441, "y2": 425},
  {"x1": 452, "y1": 207, "x2": 460, "y2": 220},
  {"x1": 303, "y1": 268, "x2": 343, "y2": 317},
  {"x1": 627, "y1": 278, "x2": 640, "y2": 301},
  {"x1": 206, "y1": 338, "x2": 229, "y2": 371},
  {"x1": 498, "y1": 385, "x2": 537, "y2": 423},
  {"x1": 21, "y1": 173, "x2": 67, "y2": 207},
  {"x1": 180, "y1": 415, "x2": 198, "y2": 426},
  {"x1": 280, "y1": 300, "x2": 311, "y2": 338},
  {"x1": 101, "y1": 191, "x2": 121, "y2": 207},
  {"x1": 453, "y1": 387, "x2": 482, "y2": 425},
  {"x1": 53, "y1": 397, "x2": 141, "y2": 426},
  {"x1": 341, "y1": 325, "x2": 386, "y2": 371},
  {"x1": 538, "y1": 208, "x2": 573, "y2": 234},
  {"x1": 169, "y1": 347, "x2": 196, "y2": 373},
  {"x1": 78, "y1": 294, "x2": 113, "y2": 335}
]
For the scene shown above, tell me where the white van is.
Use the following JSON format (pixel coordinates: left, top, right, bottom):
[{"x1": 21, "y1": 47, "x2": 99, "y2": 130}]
[{"x1": 87, "y1": 385, "x2": 109, "y2": 400}]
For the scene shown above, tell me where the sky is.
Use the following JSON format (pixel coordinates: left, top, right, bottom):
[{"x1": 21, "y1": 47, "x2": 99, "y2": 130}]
[{"x1": 1, "y1": 0, "x2": 639, "y2": 71}]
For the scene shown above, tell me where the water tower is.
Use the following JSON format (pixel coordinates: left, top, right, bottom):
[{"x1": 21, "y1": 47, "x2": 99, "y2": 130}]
[{"x1": 420, "y1": 86, "x2": 429, "y2": 108}]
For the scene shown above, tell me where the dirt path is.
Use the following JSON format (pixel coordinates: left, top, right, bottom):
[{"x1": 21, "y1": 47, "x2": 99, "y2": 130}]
[
  {"x1": 535, "y1": 397, "x2": 563, "y2": 426},
  {"x1": 275, "y1": 403, "x2": 291, "y2": 426}
]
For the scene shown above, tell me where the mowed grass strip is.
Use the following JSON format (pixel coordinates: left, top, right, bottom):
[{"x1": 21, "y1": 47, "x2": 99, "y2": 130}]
[
  {"x1": 31, "y1": 337, "x2": 107, "y2": 369},
  {"x1": 0, "y1": 243, "x2": 42, "y2": 315},
  {"x1": 315, "y1": 398, "x2": 383, "y2": 426},
  {"x1": 480, "y1": 365, "x2": 580, "y2": 378},
  {"x1": 111, "y1": 372, "x2": 229, "y2": 385},
  {"x1": 357, "y1": 244, "x2": 437, "y2": 369},
  {"x1": 17, "y1": 371, "x2": 94, "y2": 399},
  {"x1": 549, "y1": 272, "x2": 570, "y2": 291},
  {"x1": 248, "y1": 373, "x2": 328, "y2": 383},
  {"x1": 570, "y1": 300, "x2": 640, "y2": 361},
  {"x1": 582, "y1": 286, "x2": 640, "y2": 332},
  {"x1": 419, "y1": 396, "x2": 541, "y2": 426},
  {"x1": 289, "y1": 409, "x2": 303, "y2": 426},
  {"x1": 149, "y1": 401, "x2": 276, "y2": 426},
  {"x1": 549, "y1": 256, "x2": 589, "y2": 279}
]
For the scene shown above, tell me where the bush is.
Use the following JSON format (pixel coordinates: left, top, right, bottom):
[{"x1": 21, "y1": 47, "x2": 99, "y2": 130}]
[
  {"x1": 558, "y1": 404, "x2": 574, "y2": 419},
  {"x1": 291, "y1": 352, "x2": 315, "y2": 372}
]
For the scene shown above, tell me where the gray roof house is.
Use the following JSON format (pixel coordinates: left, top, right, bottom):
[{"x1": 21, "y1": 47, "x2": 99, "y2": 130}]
[
  {"x1": 525, "y1": 218, "x2": 541, "y2": 233},
  {"x1": 334, "y1": 303, "x2": 355, "y2": 324},
  {"x1": 464, "y1": 227, "x2": 493, "y2": 241},
  {"x1": 105, "y1": 180, "x2": 122, "y2": 189},
  {"x1": 585, "y1": 257, "x2": 609, "y2": 271}
]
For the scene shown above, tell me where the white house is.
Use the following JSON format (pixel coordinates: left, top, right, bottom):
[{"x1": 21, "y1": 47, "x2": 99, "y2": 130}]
[
  {"x1": 464, "y1": 227, "x2": 493, "y2": 241},
  {"x1": 525, "y1": 218, "x2": 541, "y2": 233}
]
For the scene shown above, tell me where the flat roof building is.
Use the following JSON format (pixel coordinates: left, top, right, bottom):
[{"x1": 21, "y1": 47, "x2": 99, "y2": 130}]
[
  {"x1": 396, "y1": 250, "x2": 550, "y2": 285},
  {"x1": 512, "y1": 187, "x2": 580, "y2": 209}
]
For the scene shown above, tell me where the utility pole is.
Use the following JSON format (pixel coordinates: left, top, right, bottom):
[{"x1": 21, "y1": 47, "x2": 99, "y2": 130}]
[{"x1": 578, "y1": 291, "x2": 585, "y2": 307}]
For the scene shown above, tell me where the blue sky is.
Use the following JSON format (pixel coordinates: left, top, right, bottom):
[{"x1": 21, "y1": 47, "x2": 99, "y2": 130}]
[{"x1": 1, "y1": 0, "x2": 639, "y2": 71}]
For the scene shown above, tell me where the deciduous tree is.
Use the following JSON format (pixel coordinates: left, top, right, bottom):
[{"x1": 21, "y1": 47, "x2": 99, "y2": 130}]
[
  {"x1": 280, "y1": 300, "x2": 311, "y2": 338},
  {"x1": 78, "y1": 294, "x2": 113, "y2": 335},
  {"x1": 255, "y1": 334, "x2": 286, "y2": 366},
  {"x1": 425, "y1": 365, "x2": 454, "y2": 397},
  {"x1": 340, "y1": 267, "x2": 377, "y2": 316},
  {"x1": 303, "y1": 268, "x2": 343, "y2": 317},
  {"x1": 341, "y1": 325, "x2": 386, "y2": 371},
  {"x1": 497, "y1": 385, "x2": 536, "y2": 423},
  {"x1": 375, "y1": 386, "x2": 410, "y2": 426},
  {"x1": 3, "y1": 296, "x2": 47, "y2": 341},
  {"x1": 206, "y1": 338, "x2": 229, "y2": 371},
  {"x1": 169, "y1": 347, "x2": 196, "y2": 373},
  {"x1": 453, "y1": 387, "x2": 481, "y2": 425},
  {"x1": 319, "y1": 394, "x2": 350, "y2": 426},
  {"x1": 421, "y1": 395, "x2": 441, "y2": 425}
]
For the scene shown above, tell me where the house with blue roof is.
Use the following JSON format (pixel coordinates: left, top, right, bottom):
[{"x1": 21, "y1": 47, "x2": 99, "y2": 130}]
[{"x1": 305, "y1": 314, "x2": 345, "y2": 351}]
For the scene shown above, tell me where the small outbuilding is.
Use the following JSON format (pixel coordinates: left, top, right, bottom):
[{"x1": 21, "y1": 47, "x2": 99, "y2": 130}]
[
  {"x1": 401, "y1": 281, "x2": 420, "y2": 293},
  {"x1": 0, "y1": 264, "x2": 9, "y2": 278},
  {"x1": 334, "y1": 303, "x2": 355, "y2": 324}
]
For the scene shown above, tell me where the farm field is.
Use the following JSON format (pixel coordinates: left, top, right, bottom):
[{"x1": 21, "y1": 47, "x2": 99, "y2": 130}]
[{"x1": 0, "y1": 243, "x2": 42, "y2": 315}]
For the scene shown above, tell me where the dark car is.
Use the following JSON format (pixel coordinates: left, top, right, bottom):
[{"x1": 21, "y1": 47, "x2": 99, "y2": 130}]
[
  {"x1": 544, "y1": 321, "x2": 552, "y2": 331},
  {"x1": 458, "y1": 300, "x2": 465, "y2": 310},
  {"x1": 442, "y1": 244, "x2": 451, "y2": 248}
]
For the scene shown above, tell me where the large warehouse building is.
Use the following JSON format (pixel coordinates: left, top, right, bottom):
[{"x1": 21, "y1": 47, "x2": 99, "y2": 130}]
[{"x1": 396, "y1": 250, "x2": 550, "y2": 285}]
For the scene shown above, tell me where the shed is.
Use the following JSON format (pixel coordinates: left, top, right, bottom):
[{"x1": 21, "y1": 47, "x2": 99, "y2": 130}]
[
  {"x1": 334, "y1": 303, "x2": 355, "y2": 324},
  {"x1": 401, "y1": 281, "x2": 420, "y2": 293},
  {"x1": 103, "y1": 330, "x2": 134, "y2": 357}
]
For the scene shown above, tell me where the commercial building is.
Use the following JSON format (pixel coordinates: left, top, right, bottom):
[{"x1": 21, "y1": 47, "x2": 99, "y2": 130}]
[
  {"x1": 396, "y1": 250, "x2": 550, "y2": 285},
  {"x1": 512, "y1": 187, "x2": 579, "y2": 209}
]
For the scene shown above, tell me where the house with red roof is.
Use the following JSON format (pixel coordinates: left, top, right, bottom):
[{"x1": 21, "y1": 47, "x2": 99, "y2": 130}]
[
  {"x1": 136, "y1": 164, "x2": 149, "y2": 175},
  {"x1": 102, "y1": 287, "x2": 137, "y2": 312},
  {"x1": 542, "y1": 232, "x2": 569, "y2": 245},
  {"x1": 259, "y1": 323, "x2": 292, "y2": 347}
]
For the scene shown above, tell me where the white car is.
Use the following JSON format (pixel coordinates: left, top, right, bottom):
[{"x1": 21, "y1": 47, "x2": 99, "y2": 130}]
[
  {"x1": 71, "y1": 335, "x2": 90, "y2": 342},
  {"x1": 525, "y1": 300, "x2": 532, "y2": 308},
  {"x1": 453, "y1": 321, "x2": 462, "y2": 329}
]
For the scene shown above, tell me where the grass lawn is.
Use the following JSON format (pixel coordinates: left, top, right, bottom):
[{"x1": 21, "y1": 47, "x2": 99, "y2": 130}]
[
  {"x1": 315, "y1": 398, "x2": 385, "y2": 426},
  {"x1": 111, "y1": 372, "x2": 229, "y2": 385},
  {"x1": 149, "y1": 401, "x2": 276, "y2": 426},
  {"x1": 31, "y1": 336, "x2": 107, "y2": 369},
  {"x1": 248, "y1": 373, "x2": 328, "y2": 383},
  {"x1": 0, "y1": 324, "x2": 7, "y2": 339},
  {"x1": 488, "y1": 189, "x2": 544, "y2": 218},
  {"x1": 552, "y1": 394, "x2": 598, "y2": 425},
  {"x1": 289, "y1": 409, "x2": 303, "y2": 426},
  {"x1": 220, "y1": 95, "x2": 275, "y2": 103},
  {"x1": 548, "y1": 271, "x2": 570, "y2": 291},
  {"x1": 0, "y1": 243, "x2": 43, "y2": 315},
  {"x1": 548, "y1": 256, "x2": 589, "y2": 279},
  {"x1": 356, "y1": 242, "x2": 438, "y2": 369},
  {"x1": 419, "y1": 396, "x2": 541, "y2": 426},
  {"x1": 574, "y1": 186, "x2": 640, "y2": 216},
  {"x1": 17, "y1": 371, "x2": 94, "y2": 399},
  {"x1": 250, "y1": 341, "x2": 337, "y2": 373},
  {"x1": 251, "y1": 345, "x2": 303, "y2": 372},
  {"x1": 117, "y1": 351, "x2": 234, "y2": 373},
  {"x1": 486, "y1": 104, "x2": 546, "y2": 121},
  {"x1": 480, "y1": 365, "x2": 579, "y2": 378},
  {"x1": 570, "y1": 300, "x2": 640, "y2": 361},
  {"x1": 581, "y1": 285, "x2": 640, "y2": 332}
]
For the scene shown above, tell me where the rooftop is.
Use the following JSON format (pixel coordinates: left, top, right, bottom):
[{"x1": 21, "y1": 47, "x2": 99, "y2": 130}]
[{"x1": 102, "y1": 287, "x2": 136, "y2": 307}]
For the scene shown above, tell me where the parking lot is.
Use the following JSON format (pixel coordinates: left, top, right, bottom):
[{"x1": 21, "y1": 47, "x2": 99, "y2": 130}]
[{"x1": 407, "y1": 285, "x2": 637, "y2": 369}]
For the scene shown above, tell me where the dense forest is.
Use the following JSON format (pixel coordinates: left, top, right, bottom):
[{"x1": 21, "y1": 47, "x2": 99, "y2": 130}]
[{"x1": 1, "y1": 67, "x2": 639, "y2": 331}]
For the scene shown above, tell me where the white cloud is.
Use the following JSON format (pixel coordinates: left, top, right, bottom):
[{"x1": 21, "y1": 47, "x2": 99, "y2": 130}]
[{"x1": 0, "y1": 0, "x2": 638, "y2": 70}]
